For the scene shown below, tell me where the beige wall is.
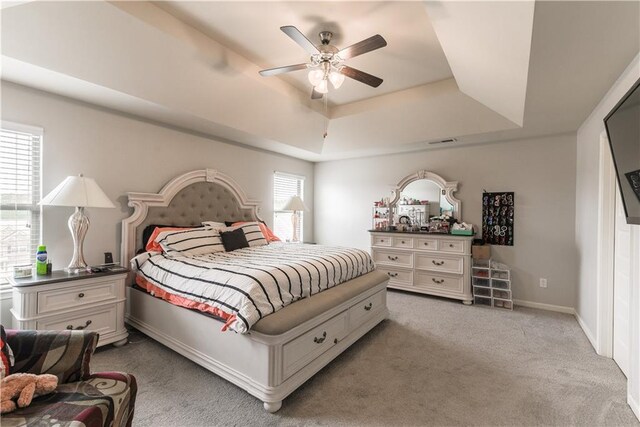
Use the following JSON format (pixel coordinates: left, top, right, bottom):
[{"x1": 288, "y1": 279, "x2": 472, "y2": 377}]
[
  {"x1": 314, "y1": 134, "x2": 578, "y2": 308},
  {"x1": 0, "y1": 81, "x2": 314, "y2": 271}
]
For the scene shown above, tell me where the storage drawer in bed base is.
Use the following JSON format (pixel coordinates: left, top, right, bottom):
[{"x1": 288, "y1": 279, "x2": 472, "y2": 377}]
[{"x1": 125, "y1": 278, "x2": 389, "y2": 412}]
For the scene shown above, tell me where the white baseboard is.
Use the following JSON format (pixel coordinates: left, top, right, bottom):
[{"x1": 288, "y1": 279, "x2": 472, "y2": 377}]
[
  {"x1": 513, "y1": 299, "x2": 600, "y2": 352},
  {"x1": 574, "y1": 311, "x2": 598, "y2": 351},
  {"x1": 629, "y1": 393, "x2": 640, "y2": 422},
  {"x1": 513, "y1": 299, "x2": 575, "y2": 314}
]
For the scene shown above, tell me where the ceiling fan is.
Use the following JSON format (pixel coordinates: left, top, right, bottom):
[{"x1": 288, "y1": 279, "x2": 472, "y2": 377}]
[{"x1": 259, "y1": 26, "x2": 387, "y2": 99}]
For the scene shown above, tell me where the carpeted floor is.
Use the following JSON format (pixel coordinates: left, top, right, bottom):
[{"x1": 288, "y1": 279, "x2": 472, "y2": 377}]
[{"x1": 93, "y1": 290, "x2": 639, "y2": 426}]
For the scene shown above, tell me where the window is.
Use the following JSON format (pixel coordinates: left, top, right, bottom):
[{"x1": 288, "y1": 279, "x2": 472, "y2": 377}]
[
  {"x1": 0, "y1": 122, "x2": 42, "y2": 283},
  {"x1": 273, "y1": 172, "x2": 304, "y2": 242}
]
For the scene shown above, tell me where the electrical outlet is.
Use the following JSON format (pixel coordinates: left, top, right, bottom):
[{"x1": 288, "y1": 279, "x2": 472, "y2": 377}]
[{"x1": 540, "y1": 278, "x2": 548, "y2": 288}]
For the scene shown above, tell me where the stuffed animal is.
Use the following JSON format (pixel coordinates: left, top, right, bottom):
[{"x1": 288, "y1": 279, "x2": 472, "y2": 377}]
[{"x1": 1, "y1": 373, "x2": 58, "y2": 414}]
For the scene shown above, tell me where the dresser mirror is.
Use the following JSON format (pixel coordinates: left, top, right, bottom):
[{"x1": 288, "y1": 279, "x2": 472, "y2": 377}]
[{"x1": 390, "y1": 170, "x2": 461, "y2": 226}]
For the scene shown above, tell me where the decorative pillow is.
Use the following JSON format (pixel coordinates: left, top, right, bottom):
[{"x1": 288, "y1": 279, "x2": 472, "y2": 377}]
[
  {"x1": 220, "y1": 228, "x2": 250, "y2": 252},
  {"x1": 227, "y1": 222, "x2": 268, "y2": 247},
  {"x1": 131, "y1": 251, "x2": 159, "y2": 271},
  {"x1": 157, "y1": 227, "x2": 224, "y2": 256},
  {"x1": 259, "y1": 223, "x2": 281, "y2": 243},
  {"x1": 145, "y1": 226, "x2": 192, "y2": 252},
  {"x1": 1, "y1": 325, "x2": 14, "y2": 378}
]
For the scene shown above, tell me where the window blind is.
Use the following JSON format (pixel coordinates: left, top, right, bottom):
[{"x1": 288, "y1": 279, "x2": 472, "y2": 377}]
[
  {"x1": 273, "y1": 172, "x2": 304, "y2": 242},
  {"x1": 0, "y1": 123, "x2": 42, "y2": 283}
]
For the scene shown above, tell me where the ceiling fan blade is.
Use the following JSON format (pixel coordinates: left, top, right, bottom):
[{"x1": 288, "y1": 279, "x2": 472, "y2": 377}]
[
  {"x1": 311, "y1": 87, "x2": 324, "y2": 99},
  {"x1": 280, "y1": 26, "x2": 320, "y2": 55},
  {"x1": 338, "y1": 34, "x2": 387, "y2": 60},
  {"x1": 339, "y1": 66, "x2": 383, "y2": 88},
  {"x1": 259, "y1": 63, "x2": 309, "y2": 77}
]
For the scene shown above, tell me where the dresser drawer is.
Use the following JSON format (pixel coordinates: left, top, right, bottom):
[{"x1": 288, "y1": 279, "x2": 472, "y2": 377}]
[
  {"x1": 439, "y1": 239, "x2": 465, "y2": 254},
  {"x1": 37, "y1": 280, "x2": 118, "y2": 314},
  {"x1": 349, "y1": 290, "x2": 385, "y2": 330},
  {"x1": 36, "y1": 305, "x2": 117, "y2": 336},
  {"x1": 415, "y1": 271, "x2": 464, "y2": 293},
  {"x1": 382, "y1": 267, "x2": 413, "y2": 286},
  {"x1": 415, "y1": 253, "x2": 464, "y2": 274},
  {"x1": 372, "y1": 235, "x2": 392, "y2": 247},
  {"x1": 392, "y1": 236, "x2": 413, "y2": 249},
  {"x1": 416, "y1": 238, "x2": 438, "y2": 251},
  {"x1": 372, "y1": 249, "x2": 413, "y2": 268},
  {"x1": 282, "y1": 311, "x2": 349, "y2": 380}
]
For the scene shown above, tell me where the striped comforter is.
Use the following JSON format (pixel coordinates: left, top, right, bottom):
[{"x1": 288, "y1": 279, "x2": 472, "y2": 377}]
[{"x1": 133, "y1": 243, "x2": 375, "y2": 334}]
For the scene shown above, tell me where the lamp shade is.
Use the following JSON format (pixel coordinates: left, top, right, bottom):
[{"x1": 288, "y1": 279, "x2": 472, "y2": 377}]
[
  {"x1": 282, "y1": 195, "x2": 308, "y2": 212},
  {"x1": 40, "y1": 175, "x2": 115, "y2": 208}
]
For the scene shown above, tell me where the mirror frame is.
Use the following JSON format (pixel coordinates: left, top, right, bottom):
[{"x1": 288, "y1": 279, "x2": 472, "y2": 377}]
[{"x1": 389, "y1": 170, "x2": 462, "y2": 221}]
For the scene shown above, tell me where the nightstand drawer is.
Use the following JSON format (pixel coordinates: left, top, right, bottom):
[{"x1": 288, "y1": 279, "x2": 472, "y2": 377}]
[
  {"x1": 37, "y1": 280, "x2": 118, "y2": 314},
  {"x1": 36, "y1": 305, "x2": 117, "y2": 336}
]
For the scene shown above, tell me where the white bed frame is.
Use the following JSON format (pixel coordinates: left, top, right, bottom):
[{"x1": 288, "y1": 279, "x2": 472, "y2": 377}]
[{"x1": 121, "y1": 169, "x2": 388, "y2": 412}]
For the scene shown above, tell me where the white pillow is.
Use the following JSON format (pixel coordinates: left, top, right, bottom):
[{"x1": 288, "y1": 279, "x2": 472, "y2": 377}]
[
  {"x1": 201, "y1": 221, "x2": 226, "y2": 231},
  {"x1": 157, "y1": 227, "x2": 224, "y2": 256},
  {"x1": 224, "y1": 222, "x2": 268, "y2": 247}
]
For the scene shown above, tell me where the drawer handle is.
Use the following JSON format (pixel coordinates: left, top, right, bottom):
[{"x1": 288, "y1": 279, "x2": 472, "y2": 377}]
[
  {"x1": 66, "y1": 320, "x2": 92, "y2": 330},
  {"x1": 313, "y1": 331, "x2": 327, "y2": 344},
  {"x1": 401, "y1": 240, "x2": 405, "y2": 244},
  {"x1": 449, "y1": 244, "x2": 454, "y2": 248},
  {"x1": 388, "y1": 256, "x2": 399, "y2": 261},
  {"x1": 78, "y1": 293, "x2": 85, "y2": 298},
  {"x1": 380, "y1": 240, "x2": 385, "y2": 243},
  {"x1": 387, "y1": 272, "x2": 398, "y2": 278},
  {"x1": 432, "y1": 260, "x2": 445, "y2": 266},
  {"x1": 432, "y1": 278, "x2": 445, "y2": 284},
  {"x1": 364, "y1": 302, "x2": 373, "y2": 311},
  {"x1": 334, "y1": 338, "x2": 338, "y2": 344},
  {"x1": 424, "y1": 242, "x2": 430, "y2": 246}
]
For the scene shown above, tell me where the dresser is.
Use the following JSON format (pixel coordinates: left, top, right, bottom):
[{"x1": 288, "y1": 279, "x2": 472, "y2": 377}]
[
  {"x1": 370, "y1": 231, "x2": 473, "y2": 304},
  {"x1": 10, "y1": 269, "x2": 129, "y2": 347}
]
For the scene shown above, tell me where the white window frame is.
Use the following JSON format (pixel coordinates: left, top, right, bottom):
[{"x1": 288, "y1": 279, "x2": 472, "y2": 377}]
[
  {"x1": 0, "y1": 121, "x2": 43, "y2": 288},
  {"x1": 273, "y1": 171, "x2": 305, "y2": 243}
]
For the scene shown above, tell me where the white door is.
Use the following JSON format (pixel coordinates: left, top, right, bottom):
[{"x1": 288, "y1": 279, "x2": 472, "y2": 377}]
[{"x1": 613, "y1": 184, "x2": 631, "y2": 377}]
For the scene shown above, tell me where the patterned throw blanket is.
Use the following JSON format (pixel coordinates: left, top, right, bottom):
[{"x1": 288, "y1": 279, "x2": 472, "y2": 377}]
[{"x1": 133, "y1": 243, "x2": 375, "y2": 334}]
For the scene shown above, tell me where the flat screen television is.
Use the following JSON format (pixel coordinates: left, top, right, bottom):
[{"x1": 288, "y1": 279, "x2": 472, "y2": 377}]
[{"x1": 604, "y1": 77, "x2": 640, "y2": 225}]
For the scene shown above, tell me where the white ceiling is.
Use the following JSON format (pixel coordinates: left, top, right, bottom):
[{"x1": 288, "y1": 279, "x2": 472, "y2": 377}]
[
  {"x1": 153, "y1": 1, "x2": 453, "y2": 106},
  {"x1": 1, "y1": 1, "x2": 638, "y2": 161}
]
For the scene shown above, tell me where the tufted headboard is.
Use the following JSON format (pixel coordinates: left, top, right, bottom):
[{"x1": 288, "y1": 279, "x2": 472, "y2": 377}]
[{"x1": 121, "y1": 169, "x2": 261, "y2": 269}]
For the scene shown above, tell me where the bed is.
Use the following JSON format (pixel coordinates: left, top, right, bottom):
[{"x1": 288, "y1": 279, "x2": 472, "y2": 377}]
[{"x1": 120, "y1": 169, "x2": 389, "y2": 412}]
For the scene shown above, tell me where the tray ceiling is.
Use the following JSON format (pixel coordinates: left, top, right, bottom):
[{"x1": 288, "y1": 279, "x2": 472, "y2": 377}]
[{"x1": 1, "y1": 1, "x2": 638, "y2": 161}]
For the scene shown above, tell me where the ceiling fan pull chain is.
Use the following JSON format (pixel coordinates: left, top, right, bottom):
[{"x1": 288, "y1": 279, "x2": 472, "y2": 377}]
[{"x1": 323, "y1": 94, "x2": 329, "y2": 139}]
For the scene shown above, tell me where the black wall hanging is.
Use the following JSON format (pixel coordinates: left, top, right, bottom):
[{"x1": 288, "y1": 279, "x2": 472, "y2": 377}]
[{"x1": 482, "y1": 192, "x2": 514, "y2": 246}]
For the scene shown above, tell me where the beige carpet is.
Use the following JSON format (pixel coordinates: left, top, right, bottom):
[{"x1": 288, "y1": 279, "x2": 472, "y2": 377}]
[{"x1": 93, "y1": 290, "x2": 639, "y2": 426}]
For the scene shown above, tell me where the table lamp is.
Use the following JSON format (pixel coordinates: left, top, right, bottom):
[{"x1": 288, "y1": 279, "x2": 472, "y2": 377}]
[
  {"x1": 40, "y1": 174, "x2": 115, "y2": 273},
  {"x1": 282, "y1": 195, "x2": 308, "y2": 243}
]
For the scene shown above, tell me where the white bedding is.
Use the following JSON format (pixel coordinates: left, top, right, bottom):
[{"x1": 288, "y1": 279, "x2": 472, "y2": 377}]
[{"x1": 132, "y1": 243, "x2": 375, "y2": 333}]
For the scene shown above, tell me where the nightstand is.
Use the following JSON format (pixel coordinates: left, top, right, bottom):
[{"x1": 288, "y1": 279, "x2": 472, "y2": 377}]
[{"x1": 9, "y1": 268, "x2": 129, "y2": 347}]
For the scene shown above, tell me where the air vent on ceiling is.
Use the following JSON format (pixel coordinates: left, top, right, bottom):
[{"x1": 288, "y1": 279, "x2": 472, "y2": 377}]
[{"x1": 427, "y1": 138, "x2": 458, "y2": 145}]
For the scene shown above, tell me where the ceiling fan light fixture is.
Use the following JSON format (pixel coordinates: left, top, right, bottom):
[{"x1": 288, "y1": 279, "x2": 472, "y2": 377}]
[
  {"x1": 308, "y1": 69, "x2": 325, "y2": 86},
  {"x1": 315, "y1": 79, "x2": 329, "y2": 94},
  {"x1": 328, "y1": 70, "x2": 345, "y2": 89}
]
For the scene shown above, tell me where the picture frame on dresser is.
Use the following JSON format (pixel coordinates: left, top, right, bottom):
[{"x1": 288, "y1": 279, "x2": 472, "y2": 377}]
[{"x1": 371, "y1": 170, "x2": 473, "y2": 304}]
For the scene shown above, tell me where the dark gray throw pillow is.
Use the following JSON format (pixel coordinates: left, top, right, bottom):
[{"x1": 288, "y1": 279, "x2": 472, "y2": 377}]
[{"x1": 220, "y1": 227, "x2": 250, "y2": 252}]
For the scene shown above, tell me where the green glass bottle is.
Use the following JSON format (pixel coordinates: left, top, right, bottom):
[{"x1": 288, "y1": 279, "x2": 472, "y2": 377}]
[{"x1": 36, "y1": 245, "x2": 48, "y2": 275}]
